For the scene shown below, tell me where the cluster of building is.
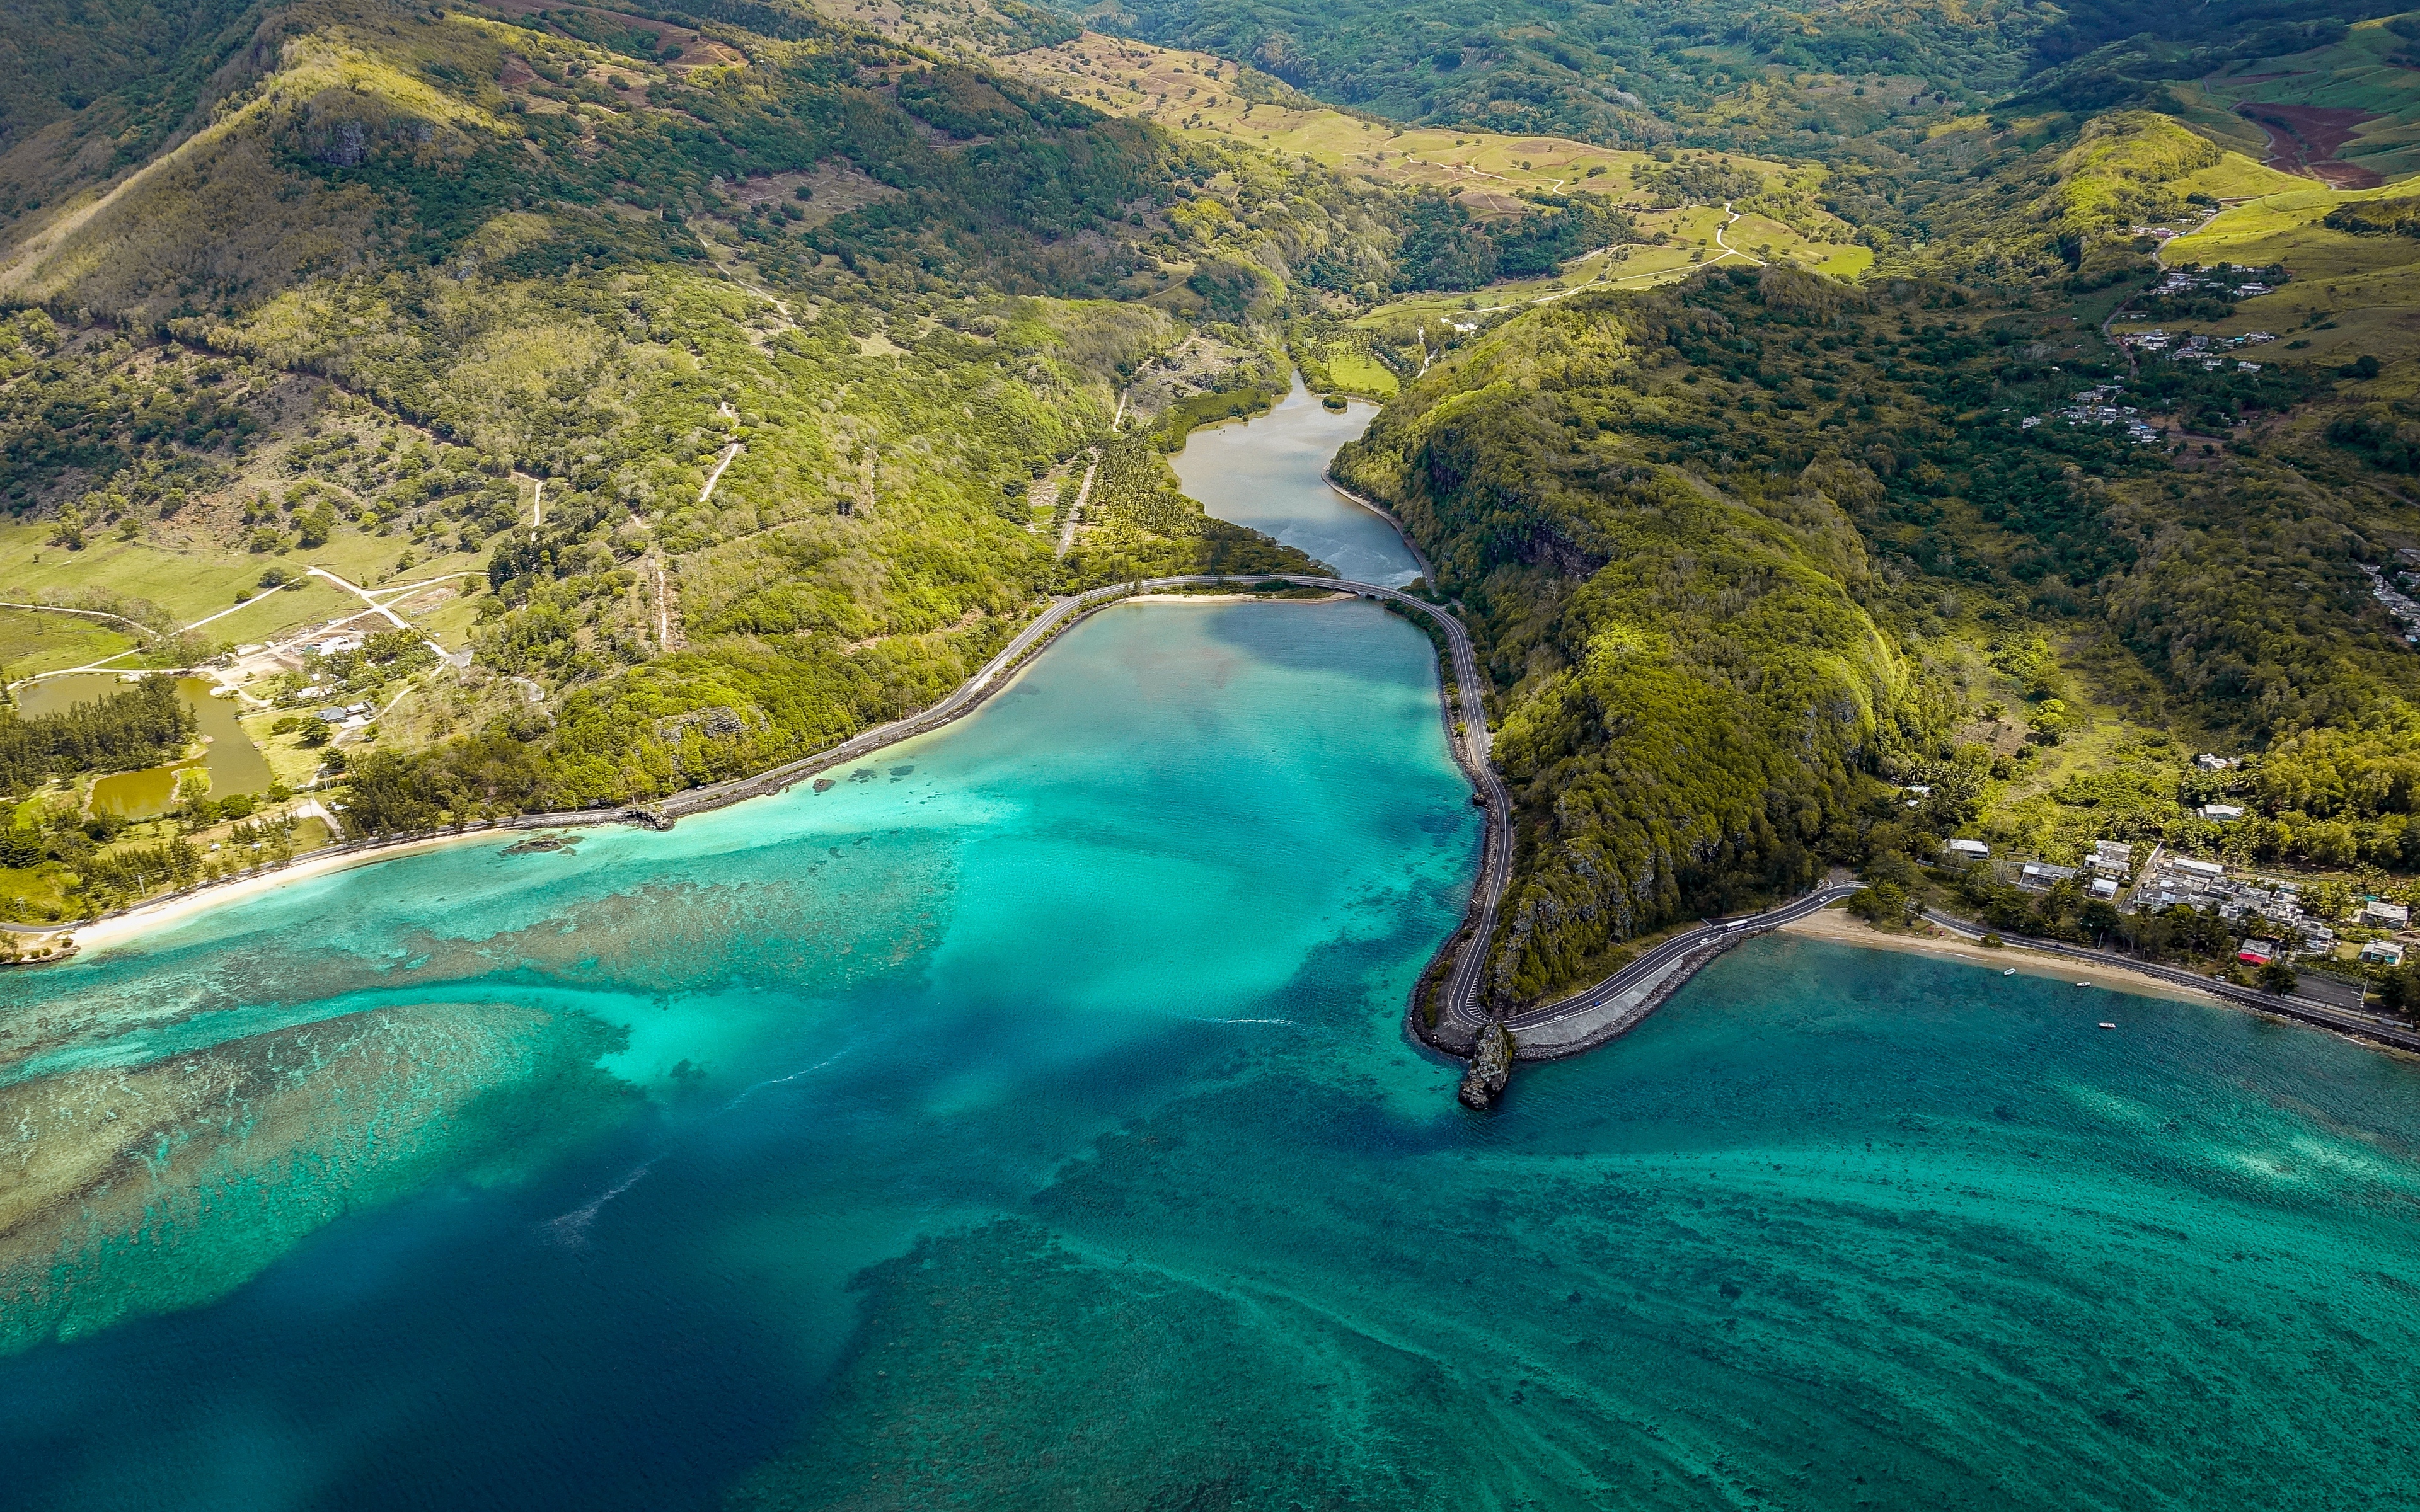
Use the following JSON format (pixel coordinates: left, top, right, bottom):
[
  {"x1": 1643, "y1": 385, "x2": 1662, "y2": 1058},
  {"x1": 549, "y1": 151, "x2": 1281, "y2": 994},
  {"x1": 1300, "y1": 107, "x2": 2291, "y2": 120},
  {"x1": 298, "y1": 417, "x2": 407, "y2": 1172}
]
[
  {"x1": 2121, "y1": 329, "x2": 2273, "y2": 372},
  {"x1": 2020, "y1": 382, "x2": 2164, "y2": 445},
  {"x1": 2363, "y1": 562, "x2": 2420, "y2": 646},
  {"x1": 1933, "y1": 804, "x2": 2420, "y2": 994},
  {"x1": 292, "y1": 699, "x2": 377, "y2": 731},
  {"x1": 2012, "y1": 840, "x2": 2130, "y2": 902},
  {"x1": 2145, "y1": 265, "x2": 2278, "y2": 300},
  {"x1": 2124, "y1": 854, "x2": 2338, "y2": 957},
  {"x1": 1939, "y1": 837, "x2": 2418, "y2": 961},
  {"x1": 1942, "y1": 837, "x2": 2130, "y2": 902}
]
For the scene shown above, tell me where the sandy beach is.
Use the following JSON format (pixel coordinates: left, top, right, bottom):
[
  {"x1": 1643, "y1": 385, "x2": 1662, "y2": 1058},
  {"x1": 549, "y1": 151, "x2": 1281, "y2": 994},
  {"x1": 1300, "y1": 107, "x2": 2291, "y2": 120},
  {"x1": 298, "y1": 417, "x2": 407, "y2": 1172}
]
[
  {"x1": 45, "y1": 828, "x2": 511, "y2": 959},
  {"x1": 1779, "y1": 907, "x2": 2218, "y2": 1006}
]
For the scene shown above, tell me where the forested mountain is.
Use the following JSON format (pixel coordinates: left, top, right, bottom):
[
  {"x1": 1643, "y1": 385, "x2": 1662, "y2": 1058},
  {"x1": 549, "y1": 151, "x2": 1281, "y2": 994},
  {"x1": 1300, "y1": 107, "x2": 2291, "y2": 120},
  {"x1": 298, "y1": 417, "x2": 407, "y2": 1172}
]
[{"x1": 3, "y1": 0, "x2": 2420, "y2": 1010}]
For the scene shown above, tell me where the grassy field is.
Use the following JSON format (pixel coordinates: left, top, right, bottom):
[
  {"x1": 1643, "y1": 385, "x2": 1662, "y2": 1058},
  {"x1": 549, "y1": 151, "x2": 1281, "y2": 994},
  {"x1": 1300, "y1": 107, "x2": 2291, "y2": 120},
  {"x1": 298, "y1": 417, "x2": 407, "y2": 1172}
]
[
  {"x1": 1719, "y1": 209, "x2": 1873, "y2": 275},
  {"x1": 1346, "y1": 203, "x2": 1868, "y2": 336},
  {"x1": 0, "y1": 609, "x2": 138, "y2": 677},
  {"x1": 238, "y1": 709, "x2": 338, "y2": 788},
  {"x1": 1319, "y1": 352, "x2": 1398, "y2": 396},
  {"x1": 2173, "y1": 149, "x2": 2313, "y2": 202},
  {"x1": 2136, "y1": 183, "x2": 2420, "y2": 367},
  {"x1": 0, "y1": 517, "x2": 467, "y2": 636},
  {"x1": 995, "y1": 32, "x2": 1714, "y2": 203},
  {"x1": 987, "y1": 26, "x2": 1878, "y2": 272}
]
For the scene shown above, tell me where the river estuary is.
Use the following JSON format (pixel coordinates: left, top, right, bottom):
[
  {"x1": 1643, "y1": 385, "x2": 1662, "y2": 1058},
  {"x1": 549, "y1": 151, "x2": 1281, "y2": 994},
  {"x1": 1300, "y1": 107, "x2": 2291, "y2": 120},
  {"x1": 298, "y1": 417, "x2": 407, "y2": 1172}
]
[{"x1": 0, "y1": 406, "x2": 2416, "y2": 1509}]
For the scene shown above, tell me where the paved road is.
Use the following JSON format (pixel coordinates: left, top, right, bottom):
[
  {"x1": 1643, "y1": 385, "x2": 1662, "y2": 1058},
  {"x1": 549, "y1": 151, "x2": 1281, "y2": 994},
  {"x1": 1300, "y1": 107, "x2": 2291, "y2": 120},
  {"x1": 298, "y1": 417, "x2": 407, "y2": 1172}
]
[
  {"x1": 1504, "y1": 883, "x2": 1860, "y2": 1035},
  {"x1": 1920, "y1": 908, "x2": 2420, "y2": 1053}
]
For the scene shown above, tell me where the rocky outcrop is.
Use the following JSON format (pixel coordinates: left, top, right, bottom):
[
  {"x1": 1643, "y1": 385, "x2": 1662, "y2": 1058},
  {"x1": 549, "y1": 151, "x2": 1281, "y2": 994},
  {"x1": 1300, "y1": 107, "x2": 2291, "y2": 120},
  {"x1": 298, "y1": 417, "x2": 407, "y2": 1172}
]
[{"x1": 1457, "y1": 1021, "x2": 1514, "y2": 1110}]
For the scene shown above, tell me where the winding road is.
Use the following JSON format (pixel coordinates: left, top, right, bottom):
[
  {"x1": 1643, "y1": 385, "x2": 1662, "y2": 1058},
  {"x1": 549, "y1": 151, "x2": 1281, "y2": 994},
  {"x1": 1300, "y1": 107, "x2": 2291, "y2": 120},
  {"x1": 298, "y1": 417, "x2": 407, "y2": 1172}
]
[{"x1": 1711, "y1": 203, "x2": 1762, "y2": 268}]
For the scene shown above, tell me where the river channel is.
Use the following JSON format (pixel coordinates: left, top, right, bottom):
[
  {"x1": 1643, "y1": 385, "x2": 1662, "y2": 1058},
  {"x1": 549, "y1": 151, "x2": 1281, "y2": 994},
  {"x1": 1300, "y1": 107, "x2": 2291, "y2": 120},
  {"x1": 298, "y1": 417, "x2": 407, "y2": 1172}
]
[
  {"x1": 1170, "y1": 378, "x2": 1423, "y2": 587},
  {"x1": 0, "y1": 413, "x2": 2416, "y2": 1510}
]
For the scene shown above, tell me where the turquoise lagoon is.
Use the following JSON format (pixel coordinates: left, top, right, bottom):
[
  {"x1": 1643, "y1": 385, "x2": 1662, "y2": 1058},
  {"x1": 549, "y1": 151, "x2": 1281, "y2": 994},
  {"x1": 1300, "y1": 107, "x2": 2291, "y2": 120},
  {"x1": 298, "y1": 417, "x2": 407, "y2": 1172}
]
[
  {"x1": 1, "y1": 597, "x2": 2416, "y2": 1509},
  {"x1": 1, "y1": 578, "x2": 2418, "y2": 1504}
]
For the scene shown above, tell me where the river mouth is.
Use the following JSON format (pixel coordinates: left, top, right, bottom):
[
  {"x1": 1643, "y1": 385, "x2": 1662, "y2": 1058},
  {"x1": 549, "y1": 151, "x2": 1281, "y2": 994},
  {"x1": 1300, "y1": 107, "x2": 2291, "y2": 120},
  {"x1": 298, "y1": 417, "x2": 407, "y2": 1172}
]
[
  {"x1": 1170, "y1": 377, "x2": 1424, "y2": 588},
  {"x1": 3, "y1": 406, "x2": 2419, "y2": 1512}
]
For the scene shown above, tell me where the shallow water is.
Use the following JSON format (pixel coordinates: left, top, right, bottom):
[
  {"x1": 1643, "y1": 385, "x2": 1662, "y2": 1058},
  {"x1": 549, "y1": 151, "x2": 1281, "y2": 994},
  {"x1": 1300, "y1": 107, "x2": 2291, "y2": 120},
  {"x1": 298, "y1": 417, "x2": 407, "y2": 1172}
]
[
  {"x1": 0, "y1": 600, "x2": 1485, "y2": 1506},
  {"x1": 1170, "y1": 378, "x2": 1424, "y2": 587},
  {"x1": 2, "y1": 598, "x2": 2418, "y2": 1508},
  {"x1": 4, "y1": 462, "x2": 2420, "y2": 1510}
]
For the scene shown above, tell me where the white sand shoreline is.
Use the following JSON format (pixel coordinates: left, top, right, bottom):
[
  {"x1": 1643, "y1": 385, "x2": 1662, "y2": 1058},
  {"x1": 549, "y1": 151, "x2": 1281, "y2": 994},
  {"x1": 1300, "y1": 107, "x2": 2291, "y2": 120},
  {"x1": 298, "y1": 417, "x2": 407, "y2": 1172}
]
[
  {"x1": 1778, "y1": 908, "x2": 2216, "y2": 1005},
  {"x1": 50, "y1": 828, "x2": 512, "y2": 958}
]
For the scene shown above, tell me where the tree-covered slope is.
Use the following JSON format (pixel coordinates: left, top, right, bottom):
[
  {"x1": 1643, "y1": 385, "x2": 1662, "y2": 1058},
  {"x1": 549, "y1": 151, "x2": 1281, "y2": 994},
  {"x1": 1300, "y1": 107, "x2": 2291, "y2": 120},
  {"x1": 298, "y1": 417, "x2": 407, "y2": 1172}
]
[
  {"x1": 1339, "y1": 270, "x2": 1928, "y2": 1005},
  {"x1": 1340, "y1": 229, "x2": 2420, "y2": 1006}
]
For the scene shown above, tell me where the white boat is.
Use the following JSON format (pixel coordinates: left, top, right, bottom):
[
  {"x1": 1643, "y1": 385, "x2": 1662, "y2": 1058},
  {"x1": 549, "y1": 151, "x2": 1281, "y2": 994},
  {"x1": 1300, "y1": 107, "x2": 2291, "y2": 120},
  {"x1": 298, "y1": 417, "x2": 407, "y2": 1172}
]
[
  {"x1": 2003, "y1": 969, "x2": 2016, "y2": 976},
  {"x1": 2099, "y1": 1022, "x2": 2117, "y2": 1029}
]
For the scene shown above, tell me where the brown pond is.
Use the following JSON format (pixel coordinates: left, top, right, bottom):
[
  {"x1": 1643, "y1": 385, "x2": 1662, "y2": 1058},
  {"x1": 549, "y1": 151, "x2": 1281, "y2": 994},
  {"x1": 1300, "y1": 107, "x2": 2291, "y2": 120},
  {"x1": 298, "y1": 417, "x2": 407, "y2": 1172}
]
[{"x1": 17, "y1": 673, "x2": 275, "y2": 817}]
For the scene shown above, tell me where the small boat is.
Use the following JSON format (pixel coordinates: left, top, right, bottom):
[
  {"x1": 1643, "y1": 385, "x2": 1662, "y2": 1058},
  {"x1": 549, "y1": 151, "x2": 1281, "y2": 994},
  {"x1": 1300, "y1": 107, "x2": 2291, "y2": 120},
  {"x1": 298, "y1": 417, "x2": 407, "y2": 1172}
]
[
  {"x1": 2075, "y1": 981, "x2": 2090, "y2": 987},
  {"x1": 2003, "y1": 968, "x2": 2016, "y2": 976},
  {"x1": 2099, "y1": 1022, "x2": 2118, "y2": 1029}
]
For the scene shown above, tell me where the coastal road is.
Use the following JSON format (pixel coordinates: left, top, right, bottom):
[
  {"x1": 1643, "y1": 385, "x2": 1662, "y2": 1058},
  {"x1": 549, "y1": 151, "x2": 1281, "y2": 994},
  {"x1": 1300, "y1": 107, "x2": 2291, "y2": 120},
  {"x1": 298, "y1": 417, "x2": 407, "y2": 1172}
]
[
  {"x1": 1920, "y1": 908, "x2": 2420, "y2": 1055},
  {"x1": 1274, "y1": 574, "x2": 1508, "y2": 1041},
  {"x1": 1504, "y1": 884, "x2": 1861, "y2": 1038}
]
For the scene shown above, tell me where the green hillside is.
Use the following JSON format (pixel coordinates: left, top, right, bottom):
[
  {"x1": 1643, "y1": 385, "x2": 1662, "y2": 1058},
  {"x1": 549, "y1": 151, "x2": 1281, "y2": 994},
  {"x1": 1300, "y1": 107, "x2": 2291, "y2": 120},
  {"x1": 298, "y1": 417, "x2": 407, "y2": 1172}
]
[
  {"x1": 6, "y1": 0, "x2": 2420, "y2": 1000},
  {"x1": 0, "y1": 0, "x2": 1390, "y2": 909}
]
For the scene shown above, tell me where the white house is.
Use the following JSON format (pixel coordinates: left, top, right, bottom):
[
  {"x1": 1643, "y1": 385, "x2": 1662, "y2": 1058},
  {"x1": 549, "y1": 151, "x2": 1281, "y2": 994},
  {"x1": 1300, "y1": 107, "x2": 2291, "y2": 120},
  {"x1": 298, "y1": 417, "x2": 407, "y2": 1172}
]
[
  {"x1": 2362, "y1": 940, "x2": 2406, "y2": 966},
  {"x1": 2363, "y1": 899, "x2": 2410, "y2": 929},
  {"x1": 1946, "y1": 839, "x2": 1991, "y2": 859},
  {"x1": 2201, "y1": 803, "x2": 2245, "y2": 822}
]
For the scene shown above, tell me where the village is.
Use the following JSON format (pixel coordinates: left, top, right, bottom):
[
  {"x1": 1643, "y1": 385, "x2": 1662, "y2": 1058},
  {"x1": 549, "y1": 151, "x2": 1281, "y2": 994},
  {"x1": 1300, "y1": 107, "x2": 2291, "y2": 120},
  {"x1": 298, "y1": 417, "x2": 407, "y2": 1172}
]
[
  {"x1": 1935, "y1": 767, "x2": 2419, "y2": 1011},
  {"x1": 2116, "y1": 328, "x2": 2274, "y2": 370},
  {"x1": 2020, "y1": 380, "x2": 2164, "y2": 445}
]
